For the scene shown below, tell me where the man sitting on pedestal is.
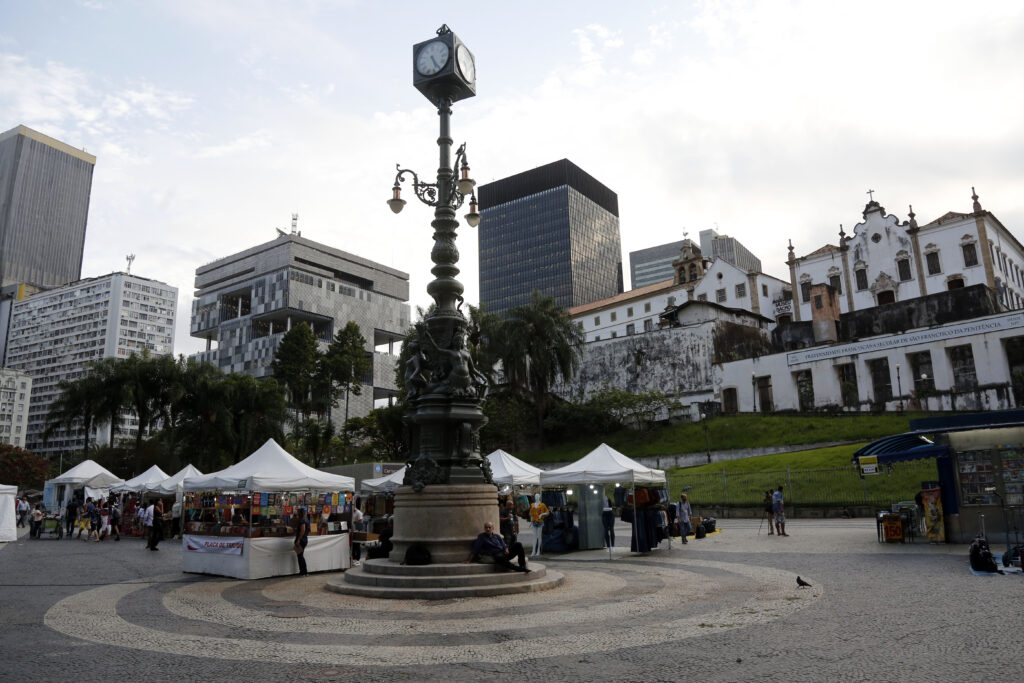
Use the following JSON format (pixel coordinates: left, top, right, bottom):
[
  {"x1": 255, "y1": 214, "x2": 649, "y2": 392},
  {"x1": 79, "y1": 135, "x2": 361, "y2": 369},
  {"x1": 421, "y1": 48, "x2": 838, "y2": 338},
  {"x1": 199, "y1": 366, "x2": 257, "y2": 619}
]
[{"x1": 466, "y1": 522, "x2": 530, "y2": 572}]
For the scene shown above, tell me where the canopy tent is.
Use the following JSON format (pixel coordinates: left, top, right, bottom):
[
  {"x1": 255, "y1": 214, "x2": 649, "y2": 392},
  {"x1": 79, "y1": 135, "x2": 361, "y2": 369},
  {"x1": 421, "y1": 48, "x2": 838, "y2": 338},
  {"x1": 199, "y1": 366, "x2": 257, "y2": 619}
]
[
  {"x1": 361, "y1": 466, "x2": 406, "y2": 493},
  {"x1": 146, "y1": 464, "x2": 204, "y2": 497},
  {"x1": 111, "y1": 465, "x2": 170, "y2": 494},
  {"x1": 539, "y1": 443, "x2": 666, "y2": 485},
  {"x1": 0, "y1": 484, "x2": 16, "y2": 542},
  {"x1": 486, "y1": 449, "x2": 542, "y2": 486},
  {"x1": 183, "y1": 439, "x2": 355, "y2": 492},
  {"x1": 47, "y1": 460, "x2": 125, "y2": 508}
]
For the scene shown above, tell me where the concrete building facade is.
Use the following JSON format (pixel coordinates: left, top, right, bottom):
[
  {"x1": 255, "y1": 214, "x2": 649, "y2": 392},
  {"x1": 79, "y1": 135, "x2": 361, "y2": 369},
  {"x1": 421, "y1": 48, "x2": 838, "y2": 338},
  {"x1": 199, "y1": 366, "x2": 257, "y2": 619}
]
[
  {"x1": 477, "y1": 159, "x2": 623, "y2": 316},
  {"x1": 0, "y1": 125, "x2": 94, "y2": 290},
  {"x1": 190, "y1": 232, "x2": 410, "y2": 418},
  {"x1": 699, "y1": 228, "x2": 762, "y2": 274},
  {"x1": 4, "y1": 273, "x2": 177, "y2": 455},
  {"x1": 0, "y1": 368, "x2": 31, "y2": 449}
]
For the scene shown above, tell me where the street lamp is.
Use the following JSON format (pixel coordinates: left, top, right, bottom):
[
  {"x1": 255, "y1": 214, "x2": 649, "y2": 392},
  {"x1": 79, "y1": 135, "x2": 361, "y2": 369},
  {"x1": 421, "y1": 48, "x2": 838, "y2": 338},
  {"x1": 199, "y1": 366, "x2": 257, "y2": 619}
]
[
  {"x1": 751, "y1": 372, "x2": 757, "y2": 413},
  {"x1": 380, "y1": 26, "x2": 492, "y2": 564},
  {"x1": 701, "y1": 411, "x2": 711, "y2": 464},
  {"x1": 895, "y1": 363, "x2": 903, "y2": 411}
]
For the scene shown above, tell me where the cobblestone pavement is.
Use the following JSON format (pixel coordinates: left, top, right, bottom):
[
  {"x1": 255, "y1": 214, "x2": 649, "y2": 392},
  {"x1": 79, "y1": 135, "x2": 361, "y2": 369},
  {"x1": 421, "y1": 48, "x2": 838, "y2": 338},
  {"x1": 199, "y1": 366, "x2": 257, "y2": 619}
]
[{"x1": 2, "y1": 518, "x2": 1022, "y2": 682}]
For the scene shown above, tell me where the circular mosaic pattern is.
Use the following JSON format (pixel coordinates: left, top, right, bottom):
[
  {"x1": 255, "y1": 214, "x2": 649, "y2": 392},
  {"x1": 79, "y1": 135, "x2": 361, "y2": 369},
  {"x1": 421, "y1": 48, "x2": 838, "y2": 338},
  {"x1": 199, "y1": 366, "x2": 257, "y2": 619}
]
[{"x1": 44, "y1": 558, "x2": 819, "y2": 666}]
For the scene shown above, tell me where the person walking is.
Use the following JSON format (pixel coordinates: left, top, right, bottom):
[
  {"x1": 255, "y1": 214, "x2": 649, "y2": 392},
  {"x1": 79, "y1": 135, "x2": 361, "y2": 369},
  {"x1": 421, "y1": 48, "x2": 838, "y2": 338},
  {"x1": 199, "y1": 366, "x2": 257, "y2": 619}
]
[
  {"x1": 147, "y1": 499, "x2": 165, "y2": 550},
  {"x1": 678, "y1": 494, "x2": 692, "y2": 544},
  {"x1": 109, "y1": 501, "x2": 121, "y2": 541},
  {"x1": 17, "y1": 496, "x2": 29, "y2": 527},
  {"x1": 772, "y1": 485, "x2": 788, "y2": 536},
  {"x1": 293, "y1": 507, "x2": 310, "y2": 576},
  {"x1": 98, "y1": 501, "x2": 111, "y2": 541},
  {"x1": 83, "y1": 498, "x2": 100, "y2": 542}
]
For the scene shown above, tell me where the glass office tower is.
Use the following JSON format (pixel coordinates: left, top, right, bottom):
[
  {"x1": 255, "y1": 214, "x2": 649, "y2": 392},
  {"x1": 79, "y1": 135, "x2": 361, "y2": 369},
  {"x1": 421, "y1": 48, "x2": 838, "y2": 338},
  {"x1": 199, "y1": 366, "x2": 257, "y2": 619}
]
[{"x1": 478, "y1": 159, "x2": 623, "y2": 316}]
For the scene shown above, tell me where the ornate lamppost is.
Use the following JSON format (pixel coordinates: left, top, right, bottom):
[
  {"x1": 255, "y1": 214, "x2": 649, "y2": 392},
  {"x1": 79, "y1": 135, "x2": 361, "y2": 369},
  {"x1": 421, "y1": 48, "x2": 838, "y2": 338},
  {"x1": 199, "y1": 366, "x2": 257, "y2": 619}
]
[{"x1": 383, "y1": 25, "x2": 494, "y2": 563}]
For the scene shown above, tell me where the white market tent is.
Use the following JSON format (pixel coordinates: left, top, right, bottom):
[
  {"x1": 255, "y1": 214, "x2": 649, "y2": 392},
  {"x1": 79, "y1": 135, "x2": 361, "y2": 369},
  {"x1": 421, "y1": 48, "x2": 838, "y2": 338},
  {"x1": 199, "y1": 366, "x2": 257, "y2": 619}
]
[
  {"x1": 539, "y1": 443, "x2": 666, "y2": 485},
  {"x1": 361, "y1": 467, "x2": 405, "y2": 493},
  {"x1": 146, "y1": 464, "x2": 203, "y2": 498},
  {"x1": 47, "y1": 460, "x2": 125, "y2": 507},
  {"x1": 183, "y1": 439, "x2": 355, "y2": 492},
  {"x1": 111, "y1": 465, "x2": 169, "y2": 494},
  {"x1": 486, "y1": 449, "x2": 542, "y2": 486},
  {"x1": 0, "y1": 483, "x2": 17, "y2": 542}
]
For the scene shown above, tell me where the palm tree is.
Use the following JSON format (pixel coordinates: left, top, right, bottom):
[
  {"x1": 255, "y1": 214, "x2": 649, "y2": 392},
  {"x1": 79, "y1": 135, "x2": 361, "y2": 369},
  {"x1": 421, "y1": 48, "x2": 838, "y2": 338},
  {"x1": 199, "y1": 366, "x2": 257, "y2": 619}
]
[
  {"x1": 90, "y1": 357, "x2": 129, "y2": 448},
  {"x1": 222, "y1": 373, "x2": 287, "y2": 463},
  {"x1": 496, "y1": 291, "x2": 583, "y2": 444},
  {"x1": 45, "y1": 372, "x2": 104, "y2": 459}
]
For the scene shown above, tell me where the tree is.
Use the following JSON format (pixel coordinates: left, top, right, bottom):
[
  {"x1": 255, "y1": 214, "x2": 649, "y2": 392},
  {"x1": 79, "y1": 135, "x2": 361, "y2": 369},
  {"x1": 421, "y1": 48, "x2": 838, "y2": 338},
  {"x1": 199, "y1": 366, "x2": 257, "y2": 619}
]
[
  {"x1": 222, "y1": 373, "x2": 288, "y2": 464},
  {"x1": 45, "y1": 371, "x2": 104, "y2": 459},
  {"x1": 495, "y1": 291, "x2": 583, "y2": 444},
  {"x1": 270, "y1": 323, "x2": 319, "y2": 420},
  {"x1": 122, "y1": 351, "x2": 169, "y2": 452},
  {"x1": 319, "y1": 321, "x2": 372, "y2": 421},
  {"x1": 0, "y1": 445, "x2": 51, "y2": 489}
]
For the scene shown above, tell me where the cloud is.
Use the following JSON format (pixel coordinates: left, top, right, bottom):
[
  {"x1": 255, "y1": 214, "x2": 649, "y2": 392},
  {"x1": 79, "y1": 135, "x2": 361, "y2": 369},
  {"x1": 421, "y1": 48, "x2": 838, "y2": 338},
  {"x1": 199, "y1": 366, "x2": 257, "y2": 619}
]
[{"x1": 195, "y1": 130, "x2": 273, "y2": 159}]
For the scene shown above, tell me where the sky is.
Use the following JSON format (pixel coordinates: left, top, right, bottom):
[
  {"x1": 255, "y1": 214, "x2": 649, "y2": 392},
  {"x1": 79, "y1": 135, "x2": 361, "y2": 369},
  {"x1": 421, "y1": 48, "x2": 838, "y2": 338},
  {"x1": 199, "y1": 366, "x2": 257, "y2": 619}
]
[{"x1": 3, "y1": 0, "x2": 1023, "y2": 356}]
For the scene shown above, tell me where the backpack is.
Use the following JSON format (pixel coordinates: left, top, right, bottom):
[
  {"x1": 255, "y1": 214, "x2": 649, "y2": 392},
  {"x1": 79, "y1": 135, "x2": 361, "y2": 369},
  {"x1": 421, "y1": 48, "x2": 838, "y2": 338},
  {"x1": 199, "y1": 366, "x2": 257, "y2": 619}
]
[
  {"x1": 403, "y1": 544, "x2": 431, "y2": 566},
  {"x1": 694, "y1": 525, "x2": 706, "y2": 539},
  {"x1": 969, "y1": 537, "x2": 1000, "y2": 573}
]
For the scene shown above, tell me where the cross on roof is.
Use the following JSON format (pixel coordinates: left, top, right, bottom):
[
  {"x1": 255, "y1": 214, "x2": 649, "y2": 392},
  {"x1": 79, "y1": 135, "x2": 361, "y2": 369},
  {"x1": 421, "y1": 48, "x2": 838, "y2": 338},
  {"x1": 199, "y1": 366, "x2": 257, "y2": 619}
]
[{"x1": 866, "y1": 189, "x2": 875, "y2": 201}]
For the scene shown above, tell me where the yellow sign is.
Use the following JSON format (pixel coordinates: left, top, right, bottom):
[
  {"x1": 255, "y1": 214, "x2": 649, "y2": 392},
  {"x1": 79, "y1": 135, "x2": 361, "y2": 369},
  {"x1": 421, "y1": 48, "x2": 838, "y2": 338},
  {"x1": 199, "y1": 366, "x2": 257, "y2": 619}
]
[{"x1": 860, "y1": 455, "x2": 879, "y2": 476}]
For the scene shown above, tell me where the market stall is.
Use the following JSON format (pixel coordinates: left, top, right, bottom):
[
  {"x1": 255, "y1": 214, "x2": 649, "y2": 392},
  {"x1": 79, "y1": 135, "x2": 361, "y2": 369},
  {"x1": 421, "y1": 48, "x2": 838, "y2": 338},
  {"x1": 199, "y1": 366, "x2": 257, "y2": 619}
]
[
  {"x1": 182, "y1": 439, "x2": 355, "y2": 579},
  {"x1": 46, "y1": 460, "x2": 124, "y2": 511},
  {"x1": 111, "y1": 465, "x2": 169, "y2": 495},
  {"x1": 361, "y1": 466, "x2": 405, "y2": 493},
  {"x1": 0, "y1": 483, "x2": 16, "y2": 542},
  {"x1": 540, "y1": 443, "x2": 668, "y2": 554},
  {"x1": 486, "y1": 449, "x2": 542, "y2": 487}
]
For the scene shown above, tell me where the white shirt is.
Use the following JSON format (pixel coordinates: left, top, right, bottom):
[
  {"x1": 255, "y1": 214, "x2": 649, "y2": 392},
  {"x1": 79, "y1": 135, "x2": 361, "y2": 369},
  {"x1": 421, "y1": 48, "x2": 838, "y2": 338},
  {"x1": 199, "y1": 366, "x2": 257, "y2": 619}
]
[{"x1": 143, "y1": 505, "x2": 155, "y2": 527}]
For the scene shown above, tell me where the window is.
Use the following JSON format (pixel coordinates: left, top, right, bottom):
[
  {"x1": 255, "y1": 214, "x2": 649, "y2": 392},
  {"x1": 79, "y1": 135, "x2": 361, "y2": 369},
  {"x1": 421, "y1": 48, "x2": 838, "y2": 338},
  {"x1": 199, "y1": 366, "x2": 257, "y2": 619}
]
[
  {"x1": 611, "y1": 331, "x2": 617, "y2": 338},
  {"x1": 897, "y1": 258, "x2": 912, "y2": 281},
  {"x1": 949, "y1": 345, "x2": 978, "y2": 390},
  {"x1": 813, "y1": 294, "x2": 823, "y2": 309},
  {"x1": 868, "y1": 358, "x2": 892, "y2": 402},
  {"x1": 963, "y1": 242, "x2": 978, "y2": 267},
  {"x1": 947, "y1": 277, "x2": 964, "y2": 290},
  {"x1": 855, "y1": 268, "x2": 868, "y2": 291},
  {"x1": 644, "y1": 302, "x2": 651, "y2": 313},
  {"x1": 626, "y1": 323, "x2": 635, "y2": 335},
  {"x1": 697, "y1": 293, "x2": 707, "y2": 302},
  {"x1": 626, "y1": 307, "x2": 633, "y2": 317},
  {"x1": 800, "y1": 281, "x2": 812, "y2": 303},
  {"x1": 829, "y1": 275, "x2": 842, "y2": 294},
  {"x1": 735, "y1": 283, "x2": 746, "y2": 298},
  {"x1": 762, "y1": 284, "x2": 768, "y2": 296},
  {"x1": 794, "y1": 370, "x2": 814, "y2": 411},
  {"x1": 909, "y1": 351, "x2": 934, "y2": 392},
  {"x1": 926, "y1": 251, "x2": 941, "y2": 275},
  {"x1": 688, "y1": 264, "x2": 697, "y2": 281},
  {"x1": 877, "y1": 290, "x2": 896, "y2": 305},
  {"x1": 716, "y1": 288, "x2": 727, "y2": 303},
  {"x1": 593, "y1": 335, "x2": 600, "y2": 341},
  {"x1": 594, "y1": 316, "x2": 600, "y2": 325},
  {"x1": 837, "y1": 363, "x2": 858, "y2": 407},
  {"x1": 643, "y1": 318, "x2": 654, "y2": 332},
  {"x1": 610, "y1": 312, "x2": 617, "y2": 322}
]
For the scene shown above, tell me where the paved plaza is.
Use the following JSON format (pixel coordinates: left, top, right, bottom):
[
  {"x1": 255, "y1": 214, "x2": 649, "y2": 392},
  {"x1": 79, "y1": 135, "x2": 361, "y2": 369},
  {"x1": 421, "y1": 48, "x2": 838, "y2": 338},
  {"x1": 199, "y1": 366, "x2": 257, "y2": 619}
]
[{"x1": 2, "y1": 518, "x2": 1022, "y2": 682}]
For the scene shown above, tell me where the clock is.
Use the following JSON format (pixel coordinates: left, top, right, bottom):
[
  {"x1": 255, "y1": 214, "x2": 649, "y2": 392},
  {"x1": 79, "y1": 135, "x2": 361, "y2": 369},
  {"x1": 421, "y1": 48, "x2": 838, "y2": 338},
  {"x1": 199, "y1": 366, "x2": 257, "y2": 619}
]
[
  {"x1": 456, "y1": 44, "x2": 475, "y2": 84},
  {"x1": 416, "y1": 40, "x2": 450, "y2": 77},
  {"x1": 412, "y1": 27, "x2": 477, "y2": 105}
]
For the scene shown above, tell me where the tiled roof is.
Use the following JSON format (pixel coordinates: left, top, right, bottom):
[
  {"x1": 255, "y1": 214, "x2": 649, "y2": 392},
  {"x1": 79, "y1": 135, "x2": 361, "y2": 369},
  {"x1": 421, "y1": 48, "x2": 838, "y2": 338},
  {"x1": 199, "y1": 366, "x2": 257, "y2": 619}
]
[{"x1": 569, "y1": 278, "x2": 678, "y2": 315}]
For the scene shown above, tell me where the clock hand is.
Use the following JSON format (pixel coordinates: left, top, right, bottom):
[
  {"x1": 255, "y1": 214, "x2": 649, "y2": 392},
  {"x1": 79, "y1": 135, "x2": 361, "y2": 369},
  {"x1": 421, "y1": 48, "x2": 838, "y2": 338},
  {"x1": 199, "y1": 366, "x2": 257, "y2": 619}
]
[{"x1": 431, "y1": 56, "x2": 441, "y2": 69}]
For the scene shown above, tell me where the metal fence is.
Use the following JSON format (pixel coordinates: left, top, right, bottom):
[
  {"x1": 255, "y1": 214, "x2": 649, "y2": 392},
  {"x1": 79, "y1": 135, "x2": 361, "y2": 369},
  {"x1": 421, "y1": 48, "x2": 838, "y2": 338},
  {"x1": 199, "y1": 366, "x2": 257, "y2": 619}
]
[{"x1": 675, "y1": 460, "x2": 938, "y2": 508}]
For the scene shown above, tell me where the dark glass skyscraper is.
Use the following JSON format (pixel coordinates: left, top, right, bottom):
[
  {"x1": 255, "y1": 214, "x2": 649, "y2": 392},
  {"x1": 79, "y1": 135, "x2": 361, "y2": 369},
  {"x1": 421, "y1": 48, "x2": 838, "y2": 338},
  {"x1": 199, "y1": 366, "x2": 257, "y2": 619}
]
[
  {"x1": 0, "y1": 125, "x2": 95, "y2": 289},
  {"x1": 477, "y1": 159, "x2": 622, "y2": 316}
]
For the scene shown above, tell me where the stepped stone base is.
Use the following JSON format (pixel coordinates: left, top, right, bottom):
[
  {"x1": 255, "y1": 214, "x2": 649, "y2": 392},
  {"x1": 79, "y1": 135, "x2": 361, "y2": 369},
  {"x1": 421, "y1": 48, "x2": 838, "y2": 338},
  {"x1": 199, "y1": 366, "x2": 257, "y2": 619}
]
[{"x1": 326, "y1": 559, "x2": 564, "y2": 599}]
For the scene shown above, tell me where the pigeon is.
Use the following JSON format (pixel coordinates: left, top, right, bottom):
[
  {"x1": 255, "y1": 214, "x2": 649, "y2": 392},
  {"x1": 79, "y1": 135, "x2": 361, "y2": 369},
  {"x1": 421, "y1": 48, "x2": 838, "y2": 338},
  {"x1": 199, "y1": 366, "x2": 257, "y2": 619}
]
[{"x1": 796, "y1": 576, "x2": 812, "y2": 588}]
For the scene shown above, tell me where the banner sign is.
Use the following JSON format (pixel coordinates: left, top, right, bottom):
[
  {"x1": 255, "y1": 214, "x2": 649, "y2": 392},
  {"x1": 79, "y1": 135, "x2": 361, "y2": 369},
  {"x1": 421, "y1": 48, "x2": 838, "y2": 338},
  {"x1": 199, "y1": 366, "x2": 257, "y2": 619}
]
[
  {"x1": 860, "y1": 455, "x2": 879, "y2": 476},
  {"x1": 185, "y1": 535, "x2": 244, "y2": 555},
  {"x1": 786, "y1": 312, "x2": 1024, "y2": 365}
]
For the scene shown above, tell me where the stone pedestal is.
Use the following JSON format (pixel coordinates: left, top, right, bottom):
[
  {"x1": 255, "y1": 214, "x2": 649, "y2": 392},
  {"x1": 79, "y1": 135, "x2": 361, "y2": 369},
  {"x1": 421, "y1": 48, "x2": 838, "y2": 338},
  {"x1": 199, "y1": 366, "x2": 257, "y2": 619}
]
[{"x1": 389, "y1": 483, "x2": 498, "y2": 564}]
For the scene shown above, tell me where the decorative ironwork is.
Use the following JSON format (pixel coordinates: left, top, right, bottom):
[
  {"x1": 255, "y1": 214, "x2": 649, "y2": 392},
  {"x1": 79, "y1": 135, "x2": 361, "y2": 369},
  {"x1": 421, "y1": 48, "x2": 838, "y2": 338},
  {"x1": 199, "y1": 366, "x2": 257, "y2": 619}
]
[{"x1": 391, "y1": 143, "x2": 473, "y2": 211}]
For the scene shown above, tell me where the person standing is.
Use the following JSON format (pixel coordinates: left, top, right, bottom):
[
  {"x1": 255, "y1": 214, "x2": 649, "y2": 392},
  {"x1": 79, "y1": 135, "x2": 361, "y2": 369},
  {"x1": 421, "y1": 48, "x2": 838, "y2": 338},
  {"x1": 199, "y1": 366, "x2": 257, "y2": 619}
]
[
  {"x1": 772, "y1": 486, "x2": 788, "y2": 536},
  {"x1": 294, "y1": 507, "x2": 310, "y2": 576},
  {"x1": 109, "y1": 501, "x2": 121, "y2": 541},
  {"x1": 29, "y1": 503, "x2": 44, "y2": 539},
  {"x1": 763, "y1": 490, "x2": 775, "y2": 535},
  {"x1": 83, "y1": 498, "x2": 99, "y2": 541},
  {"x1": 678, "y1": 494, "x2": 692, "y2": 544},
  {"x1": 529, "y1": 495, "x2": 550, "y2": 557},
  {"x1": 499, "y1": 498, "x2": 518, "y2": 546},
  {"x1": 602, "y1": 498, "x2": 616, "y2": 549},
  {"x1": 171, "y1": 498, "x2": 182, "y2": 539},
  {"x1": 142, "y1": 500, "x2": 155, "y2": 549},
  {"x1": 65, "y1": 498, "x2": 79, "y2": 539},
  {"x1": 98, "y1": 501, "x2": 111, "y2": 541}
]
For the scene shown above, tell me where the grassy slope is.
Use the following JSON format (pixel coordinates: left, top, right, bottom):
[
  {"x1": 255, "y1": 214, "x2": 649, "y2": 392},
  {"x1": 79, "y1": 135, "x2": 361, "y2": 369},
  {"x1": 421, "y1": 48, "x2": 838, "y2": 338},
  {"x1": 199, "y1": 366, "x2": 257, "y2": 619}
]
[{"x1": 518, "y1": 413, "x2": 925, "y2": 464}]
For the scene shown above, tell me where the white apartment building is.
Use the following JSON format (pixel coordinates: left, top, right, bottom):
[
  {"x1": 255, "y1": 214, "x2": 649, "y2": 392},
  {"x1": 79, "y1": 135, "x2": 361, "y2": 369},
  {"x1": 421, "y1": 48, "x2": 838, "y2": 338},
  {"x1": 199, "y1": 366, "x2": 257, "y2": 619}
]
[
  {"x1": 574, "y1": 239, "x2": 789, "y2": 342},
  {"x1": 0, "y1": 368, "x2": 31, "y2": 448},
  {"x1": 787, "y1": 190, "x2": 1024, "y2": 321},
  {"x1": 4, "y1": 272, "x2": 177, "y2": 455}
]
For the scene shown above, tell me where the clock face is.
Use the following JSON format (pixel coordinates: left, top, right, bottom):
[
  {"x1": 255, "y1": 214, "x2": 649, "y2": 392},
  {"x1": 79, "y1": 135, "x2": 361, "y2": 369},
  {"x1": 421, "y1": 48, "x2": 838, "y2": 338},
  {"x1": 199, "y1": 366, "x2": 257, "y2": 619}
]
[
  {"x1": 457, "y1": 44, "x2": 475, "y2": 83},
  {"x1": 416, "y1": 41, "x2": 450, "y2": 76}
]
